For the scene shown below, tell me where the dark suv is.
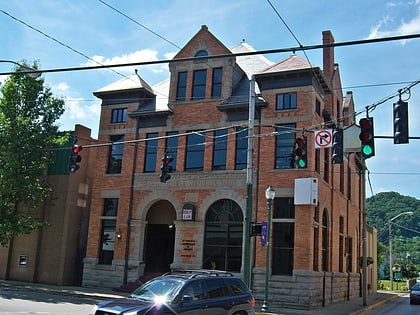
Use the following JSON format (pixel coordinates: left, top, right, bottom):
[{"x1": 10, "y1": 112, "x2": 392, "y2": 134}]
[{"x1": 89, "y1": 270, "x2": 255, "y2": 315}]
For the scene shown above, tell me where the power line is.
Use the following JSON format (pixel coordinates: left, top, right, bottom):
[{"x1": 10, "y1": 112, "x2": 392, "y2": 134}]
[{"x1": 1, "y1": 33, "x2": 419, "y2": 77}]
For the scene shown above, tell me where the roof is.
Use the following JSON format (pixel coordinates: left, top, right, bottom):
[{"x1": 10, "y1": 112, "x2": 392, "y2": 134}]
[
  {"x1": 231, "y1": 41, "x2": 273, "y2": 78},
  {"x1": 93, "y1": 71, "x2": 154, "y2": 96},
  {"x1": 260, "y1": 54, "x2": 314, "y2": 74}
]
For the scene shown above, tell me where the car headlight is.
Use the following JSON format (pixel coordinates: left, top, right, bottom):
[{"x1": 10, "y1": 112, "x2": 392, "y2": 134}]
[{"x1": 88, "y1": 304, "x2": 98, "y2": 315}]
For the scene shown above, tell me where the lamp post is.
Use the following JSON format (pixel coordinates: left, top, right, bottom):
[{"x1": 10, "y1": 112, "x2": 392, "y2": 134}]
[
  {"x1": 261, "y1": 186, "x2": 275, "y2": 312},
  {"x1": 389, "y1": 211, "x2": 413, "y2": 290},
  {"x1": 0, "y1": 60, "x2": 41, "y2": 78}
]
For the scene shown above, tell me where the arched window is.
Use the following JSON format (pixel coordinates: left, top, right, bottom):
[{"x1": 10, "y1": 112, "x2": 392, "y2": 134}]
[
  {"x1": 322, "y1": 209, "x2": 329, "y2": 271},
  {"x1": 195, "y1": 50, "x2": 208, "y2": 57},
  {"x1": 203, "y1": 199, "x2": 243, "y2": 272}
]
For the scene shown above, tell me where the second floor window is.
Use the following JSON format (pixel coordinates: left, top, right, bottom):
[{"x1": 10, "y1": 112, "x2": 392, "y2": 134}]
[
  {"x1": 211, "y1": 67, "x2": 222, "y2": 98},
  {"x1": 235, "y1": 127, "x2": 248, "y2": 170},
  {"x1": 275, "y1": 124, "x2": 295, "y2": 169},
  {"x1": 107, "y1": 135, "x2": 124, "y2": 174},
  {"x1": 185, "y1": 131, "x2": 205, "y2": 171},
  {"x1": 176, "y1": 72, "x2": 187, "y2": 101},
  {"x1": 212, "y1": 129, "x2": 227, "y2": 170},
  {"x1": 166, "y1": 131, "x2": 178, "y2": 172},
  {"x1": 276, "y1": 92, "x2": 297, "y2": 110},
  {"x1": 144, "y1": 133, "x2": 158, "y2": 173},
  {"x1": 192, "y1": 69, "x2": 207, "y2": 100},
  {"x1": 111, "y1": 108, "x2": 127, "y2": 123}
]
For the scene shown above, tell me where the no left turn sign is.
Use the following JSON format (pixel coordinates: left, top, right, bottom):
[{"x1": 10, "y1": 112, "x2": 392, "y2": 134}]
[{"x1": 314, "y1": 129, "x2": 333, "y2": 148}]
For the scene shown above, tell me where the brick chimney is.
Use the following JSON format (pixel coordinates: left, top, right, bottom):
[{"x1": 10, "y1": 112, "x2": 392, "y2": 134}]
[{"x1": 322, "y1": 30, "x2": 335, "y2": 82}]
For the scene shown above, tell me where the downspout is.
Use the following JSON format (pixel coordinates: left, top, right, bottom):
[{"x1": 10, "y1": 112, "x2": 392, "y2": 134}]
[{"x1": 123, "y1": 111, "x2": 140, "y2": 284}]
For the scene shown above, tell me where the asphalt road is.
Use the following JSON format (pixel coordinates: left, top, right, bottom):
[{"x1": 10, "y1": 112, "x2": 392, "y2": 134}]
[
  {"x1": 0, "y1": 284, "x2": 97, "y2": 315},
  {"x1": 364, "y1": 294, "x2": 418, "y2": 315}
]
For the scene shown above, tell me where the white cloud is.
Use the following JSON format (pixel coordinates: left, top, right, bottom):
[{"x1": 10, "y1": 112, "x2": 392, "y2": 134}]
[
  {"x1": 368, "y1": 3, "x2": 420, "y2": 40},
  {"x1": 83, "y1": 49, "x2": 161, "y2": 74}
]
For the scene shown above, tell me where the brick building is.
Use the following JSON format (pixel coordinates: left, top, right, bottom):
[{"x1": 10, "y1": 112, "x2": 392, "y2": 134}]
[{"x1": 82, "y1": 25, "x2": 376, "y2": 309}]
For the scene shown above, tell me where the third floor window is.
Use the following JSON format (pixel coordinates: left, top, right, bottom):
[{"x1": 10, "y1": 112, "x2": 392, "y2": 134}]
[
  {"x1": 276, "y1": 92, "x2": 297, "y2": 110},
  {"x1": 192, "y1": 69, "x2": 207, "y2": 100},
  {"x1": 176, "y1": 71, "x2": 187, "y2": 101}
]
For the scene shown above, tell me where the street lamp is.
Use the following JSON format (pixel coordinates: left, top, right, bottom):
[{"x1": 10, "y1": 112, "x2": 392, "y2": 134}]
[
  {"x1": 389, "y1": 211, "x2": 413, "y2": 290},
  {"x1": 261, "y1": 185, "x2": 275, "y2": 312},
  {"x1": 0, "y1": 60, "x2": 41, "y2": 79}
]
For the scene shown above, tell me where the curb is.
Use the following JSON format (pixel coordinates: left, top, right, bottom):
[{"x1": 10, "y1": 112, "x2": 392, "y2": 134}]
[{"x1": 348, "y1": 294, "x2": 399, "y2": 315}]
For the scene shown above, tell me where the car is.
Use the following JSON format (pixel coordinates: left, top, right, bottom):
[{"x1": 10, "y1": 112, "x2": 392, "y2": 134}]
[
  {"x1": 410, "y1": 283, "x2": 420, "y2": 305},
  {"x1": 89, "y1": 270, "x2": 256, "y2": 315}
]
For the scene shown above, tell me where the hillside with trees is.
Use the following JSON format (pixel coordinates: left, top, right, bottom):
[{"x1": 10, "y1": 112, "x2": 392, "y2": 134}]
[{"x1": 366, "y1": 191, "x2": 420, "y2": 277}]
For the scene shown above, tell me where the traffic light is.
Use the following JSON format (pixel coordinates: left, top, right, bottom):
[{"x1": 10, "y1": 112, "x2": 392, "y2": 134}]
[
  {"x1": 332, "y1": 127, "x2": 343, "y2": 164},
  {"x1": 159, "y1": 153, "x2": 173, "y2": 183},
  {"x1": 393, "y1": 99, "x2": 409, "y2": 144},
  {"x1": 295, "y1": 136, "x2": 307, "y2": 168},
  {"x1": 359, "y1": 117, "x2": 375, "y2": 159},
  {"x1": 68, "y1": 144, "x2": 83, "y2": 173}
]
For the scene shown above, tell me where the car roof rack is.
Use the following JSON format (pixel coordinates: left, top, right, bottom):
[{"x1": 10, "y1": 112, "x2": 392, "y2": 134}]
[{"x1": 164, "y1": 269, "x2": 234, "y2": 279}]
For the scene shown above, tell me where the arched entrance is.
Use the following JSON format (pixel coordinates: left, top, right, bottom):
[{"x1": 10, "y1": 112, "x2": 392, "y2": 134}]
[{"x1": 144, "y1": 200, "x2": 176, "y2": 273}]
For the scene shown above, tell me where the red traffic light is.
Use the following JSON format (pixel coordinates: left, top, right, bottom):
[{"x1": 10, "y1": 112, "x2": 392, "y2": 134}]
[
  {"x1": 359, "y1": 118, "x2": 373, "y2": 142},
  {"x1": 72, "y1": 145, "x2": 83, "y2": 153}
]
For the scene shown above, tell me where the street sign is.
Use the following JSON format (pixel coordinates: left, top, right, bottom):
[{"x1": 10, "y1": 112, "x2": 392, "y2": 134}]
[{"x1": 314, "y1": 129, "x2": 333, "y2": 148}]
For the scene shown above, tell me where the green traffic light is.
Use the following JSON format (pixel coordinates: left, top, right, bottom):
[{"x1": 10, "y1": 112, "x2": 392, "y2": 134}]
[
  {"x1": 297, "y1": 158, "x2": 307, "y2": 168},
  {"x1": 361, "y1": 144, "x2": 373, "y2": 156}
]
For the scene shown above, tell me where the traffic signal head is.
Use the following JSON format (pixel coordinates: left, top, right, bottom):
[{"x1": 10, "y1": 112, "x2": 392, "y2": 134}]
[
  {"x1": 159, "y1": 154, "x2": 173, "y2": 182},
  {"x1": 295, "y1": 136, "x2": 307, "y2": 168},
  {"x1": 332, "y1": 127, "x2": 343, "y2": 164},
  {"x1": 393, "y1": 100, "x2": 409, "y2": 144},
  {"x1": 359, "y1": 117, "x2": 375, "y2": 158},
  {"x1": 68, "y1": 144, "x2": 83, "y2": 173}
]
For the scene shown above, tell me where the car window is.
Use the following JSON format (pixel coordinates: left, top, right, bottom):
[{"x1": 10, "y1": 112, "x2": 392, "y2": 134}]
[
  {"x1": 182, "y1": 280, "x2": 206, "y2": 301},
  {"x1": 228, "y1": 278, "x2": 248, "y2": 295},
  {"x1": 131, "y1": 279, "x2": 182, "y2": 302},
  {"x1": 205, "y1": 278, "x2": 229, "y2": 299}
]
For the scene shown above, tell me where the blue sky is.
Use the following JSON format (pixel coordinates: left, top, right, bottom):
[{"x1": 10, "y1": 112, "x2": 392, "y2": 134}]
[{"x1": 1, "y1": 0, "x2": 420, "y2": 199}]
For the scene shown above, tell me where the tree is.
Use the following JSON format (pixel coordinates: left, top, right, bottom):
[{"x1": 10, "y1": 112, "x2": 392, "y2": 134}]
[{"x1": 0, "y1": 61, "x2": 65, "y2": 246}]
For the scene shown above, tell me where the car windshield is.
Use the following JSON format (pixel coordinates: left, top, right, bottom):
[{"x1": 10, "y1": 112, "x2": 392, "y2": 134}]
[{"x1": 130, "y1": 279, "x2": 183, "y2": 302}]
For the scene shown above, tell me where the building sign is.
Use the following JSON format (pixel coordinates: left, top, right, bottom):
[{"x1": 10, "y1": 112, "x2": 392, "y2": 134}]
[
  {"x1": 18, "y1": 255, "x2": 27, "y2": 267},
  {"x1": 182, "y1": 203, "x2": 195, "y2": 221},
  {"x1": 181, "y1": 239, "x2": 196, "y2": 257}
]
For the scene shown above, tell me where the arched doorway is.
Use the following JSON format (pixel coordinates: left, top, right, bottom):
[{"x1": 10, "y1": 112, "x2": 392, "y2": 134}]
[
  {"x1": 144, "y1": 200, "x2": 176, "y2": 273},
  {"x1": 203, "y1": 199, "x2": 243, "y2": 272}
]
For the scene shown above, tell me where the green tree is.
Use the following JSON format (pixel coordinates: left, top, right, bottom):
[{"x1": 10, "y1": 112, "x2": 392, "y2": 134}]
[{"x1": 0, "y1": 61, "x2": 65, "y2": 246}]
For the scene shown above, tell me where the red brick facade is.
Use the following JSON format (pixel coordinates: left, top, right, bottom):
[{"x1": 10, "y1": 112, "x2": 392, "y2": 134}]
[{"x1": 82, "y1": 26, "x2": 376, "y2": 309}]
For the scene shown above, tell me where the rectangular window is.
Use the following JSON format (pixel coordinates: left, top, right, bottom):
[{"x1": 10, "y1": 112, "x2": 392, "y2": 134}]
[
  {"x1": 272, "y1": 197, "x2": 295, "y2": 275},
  {"x1": 176, "y1": 71, "x2": 187, "y2": 101},
  {"x1": 235, "y1": 127, "x2": 248, "y2": 170},
  {"x1": 144, "y1": 133, "x2": 158, "y2": 173},
  {"x1": 315, "y1": 99, "x2": 321, "y2": 116},
  {"x1": 185, "y1": 131, "x2": 205, "y2": 171},
  {"x1": 111, "y1": 108, "x2": 127, "y2": 123},
  {"x1": 192, "y1": 69, "x2": 207, "y2": 100},
  {"x1": 212, "y1": 129, "x2": 227, "y2": 170},
  {"x1": 166, "y1": 131, "x2": 178, "y2": 172},
  {"x1": 99, "y1": 198, "x2": 118, "y2": 265},
  {"x1": 276, "y1": 92, "x2": 297, "y2": 110},
  {"x1": 107, "y1": 135, "x2": 124, "y2": 174},
  {"x1": 275, "y1": 124, "x2": 295, "y2": 169},
  {"x1": 211, "y1": 67, "x2": 222, "y2": 98}
]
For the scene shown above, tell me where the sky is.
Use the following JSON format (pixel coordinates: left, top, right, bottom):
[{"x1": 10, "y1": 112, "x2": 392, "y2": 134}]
[{"x1": 1, "y1": 0, "x2": 420, "y2": 199}]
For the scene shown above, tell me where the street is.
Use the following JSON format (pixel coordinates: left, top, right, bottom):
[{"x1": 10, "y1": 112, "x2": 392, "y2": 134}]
[
  {"x1": 0, "y1": 284, "x2": 97, "y2": 315},
  {"x1": 365, "y1": 294, "x2": 418, "y2": 315}
]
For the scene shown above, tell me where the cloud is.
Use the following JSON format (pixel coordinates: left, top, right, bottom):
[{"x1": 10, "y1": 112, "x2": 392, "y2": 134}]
[
  {"x1": 368, "y1": 2, "x2": 420, "y2": 40},
  {"x1": 83, "y1": 49, "x2": 162, "y2": 74}
]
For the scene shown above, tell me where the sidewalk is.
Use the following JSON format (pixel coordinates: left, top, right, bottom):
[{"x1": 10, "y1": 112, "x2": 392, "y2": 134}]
[{"x1": 0, "y1": 280, "x2": 398, "y2": 315}]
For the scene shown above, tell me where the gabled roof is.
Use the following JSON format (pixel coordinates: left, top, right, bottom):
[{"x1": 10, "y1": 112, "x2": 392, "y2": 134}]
[
  {"x1": 260, "y1": 54, "x2": 313, "y2": 74},
  {"x1": 93, "y1": 71, "x2": 154, "y2": 97}
]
